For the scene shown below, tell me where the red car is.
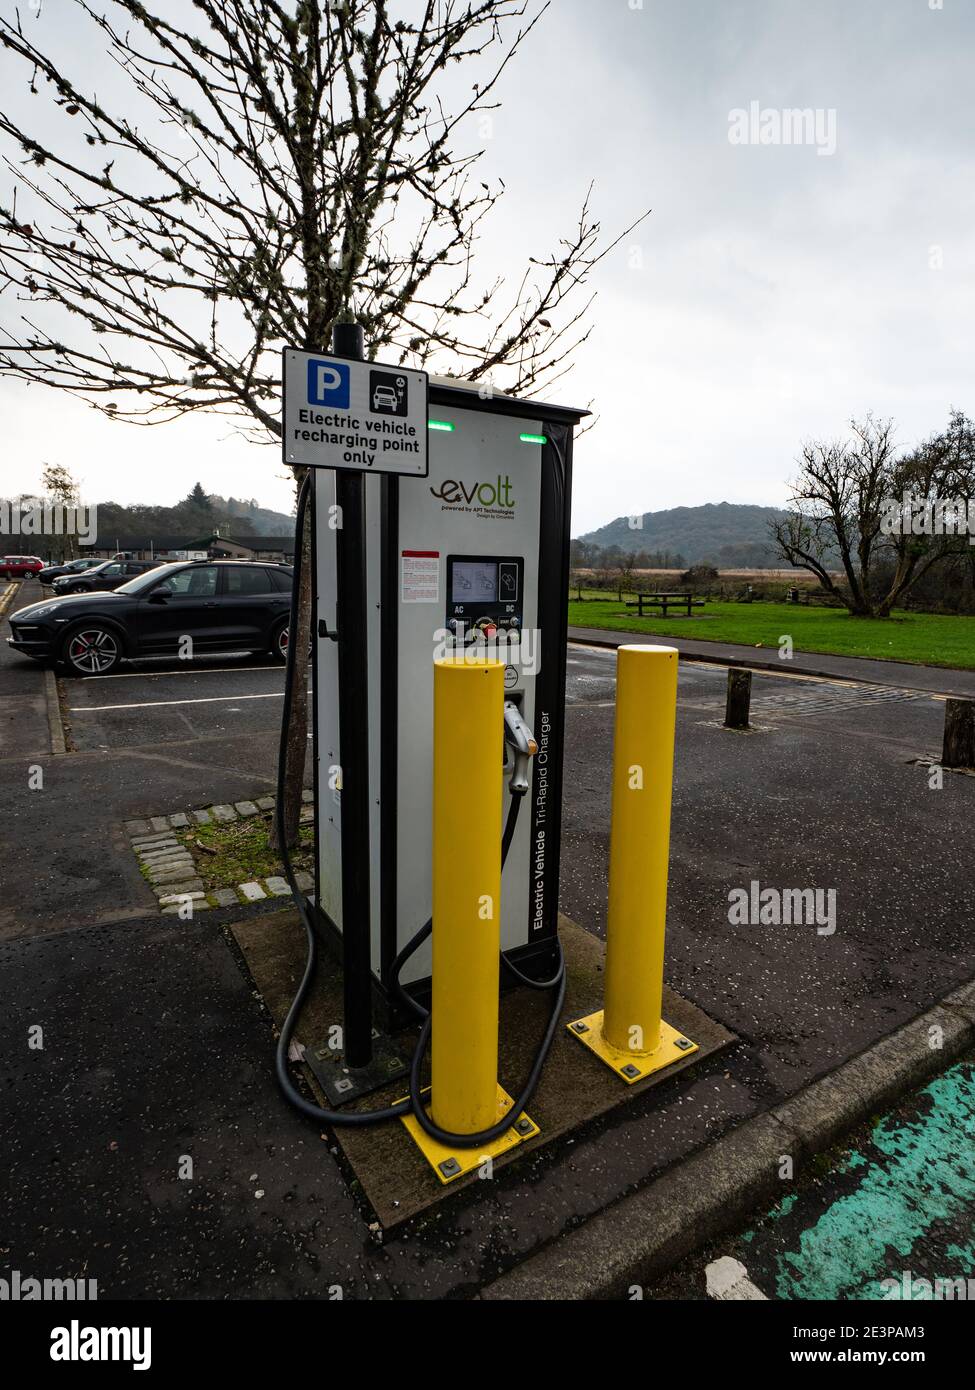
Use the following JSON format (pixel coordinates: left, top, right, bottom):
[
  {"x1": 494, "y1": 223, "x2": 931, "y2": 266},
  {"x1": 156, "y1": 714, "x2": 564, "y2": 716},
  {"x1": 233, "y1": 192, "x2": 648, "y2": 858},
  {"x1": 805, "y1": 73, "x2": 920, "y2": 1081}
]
[{"x1": 2, "y1": 555, "x2": 45, "y2": 580}]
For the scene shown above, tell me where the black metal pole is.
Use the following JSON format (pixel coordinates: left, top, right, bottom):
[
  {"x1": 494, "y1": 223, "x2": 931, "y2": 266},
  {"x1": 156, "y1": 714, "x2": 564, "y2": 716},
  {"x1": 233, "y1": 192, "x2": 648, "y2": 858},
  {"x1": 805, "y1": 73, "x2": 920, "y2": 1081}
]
[{"x1": 332, "y1": 320, "x2": 373, "y2": 1067}]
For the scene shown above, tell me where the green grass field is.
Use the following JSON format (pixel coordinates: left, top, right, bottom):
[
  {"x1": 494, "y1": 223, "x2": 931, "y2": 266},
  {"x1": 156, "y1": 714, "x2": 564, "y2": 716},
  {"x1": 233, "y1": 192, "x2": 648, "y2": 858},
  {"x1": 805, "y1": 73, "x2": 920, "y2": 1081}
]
[{"x1": 567, "y1": 597, "x2": 975, "y2": 670}]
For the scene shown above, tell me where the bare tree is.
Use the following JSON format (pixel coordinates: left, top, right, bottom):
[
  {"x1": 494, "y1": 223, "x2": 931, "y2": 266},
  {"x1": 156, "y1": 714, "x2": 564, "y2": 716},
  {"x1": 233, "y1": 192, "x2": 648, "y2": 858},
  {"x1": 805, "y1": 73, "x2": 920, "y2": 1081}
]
[
  {"x1": 41, "y1": 461, "x2": 82, "y2": 562},
  {"x1": 771, "y1": 412, "x2": 975, "y2": 618},
  {"x1": 0, "y1": 0, "x2": 645, "y2": 843}
]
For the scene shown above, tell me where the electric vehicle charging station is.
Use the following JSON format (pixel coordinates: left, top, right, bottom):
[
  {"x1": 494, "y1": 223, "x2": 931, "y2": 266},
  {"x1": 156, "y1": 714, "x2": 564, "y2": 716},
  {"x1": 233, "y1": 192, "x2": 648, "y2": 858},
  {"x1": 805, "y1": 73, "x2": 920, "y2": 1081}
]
[
  {"x1": 311, "y1": 375, "x2": 587, "y2": 1013},
  {"x1": 276, "y1": 326, "x2": 706, "y2": 1187},
  {"x1": 281, "y1": 328, "x2": 585, "y2": 1098}
]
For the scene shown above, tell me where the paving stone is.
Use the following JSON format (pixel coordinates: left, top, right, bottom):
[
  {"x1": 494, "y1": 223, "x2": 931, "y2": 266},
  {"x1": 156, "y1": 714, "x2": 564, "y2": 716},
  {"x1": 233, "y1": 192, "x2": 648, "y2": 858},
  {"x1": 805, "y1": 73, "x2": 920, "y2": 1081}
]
[
  {"x1": 210, "y1": 804, "x2": 237, "y2": 823},
  {"x1": 162, "y1": 900, "x2": 210, "y2": 914},
  {"x1": 149, "y1": 816, "x2": 170, "y2": 833},
  {"x1": 140, "y1": 847, "x2": 189, "y2": 863},
  {"x1": 240, "y1": 881, "x2": 267, "y2": 901},
  {"x1": 256, "y1": 797, "x2": 275, "y2": 811},
  {"x1": 131, "y1": 833, "x2": 178, "y2": 849},
  {"x1": 168, "y1": 812, "x2": 190, "y2": 828},
  {"x1": 158, "y1": 891, "x2": 205, "y2": 906},
  {"x1": 136, "y1": 843, "x2": 180, "y2": 859},
  {"x1": 211, "y1": 887, "x2": 241, "y2": 907},
  {"x1": 294, "y1": 871, "x2": 314, "y2": 892},
  {"x1": 301, "y1": 789, "x2": 314, "y2": 803},
  {"x1": 264, "y1": 876, "x2": 291, "y2": 897},
  {"x1": 235, "y1": 801, "x2": 259, "y2": 818},
  {"x1": 192, "y1": 809, "x2": 211, "y2": 824},
  {"x1": 154, "y1": 878, "x2": 205, "y2": 897},
  {"x1": 299, "y1": 806, "x2": 315, "y2": 822},
  {"x1": 148, "y1": 874, "x2": 197, "y2": 891},
  {"x1": 146, "y1": 865, "x2": 196, "y2": 882},
  {"x1": 124, "y1": 819, "x2": 153, "y2": 838},
  {"x1": 149, "y1": 865, "x2": 198, "y2": 885}
]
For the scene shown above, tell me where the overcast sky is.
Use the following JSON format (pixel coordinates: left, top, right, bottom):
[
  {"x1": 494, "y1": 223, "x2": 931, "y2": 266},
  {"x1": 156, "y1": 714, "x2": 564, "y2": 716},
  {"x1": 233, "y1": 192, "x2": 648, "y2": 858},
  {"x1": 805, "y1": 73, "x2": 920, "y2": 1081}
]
[{"x1": 2, "y1": 0, "x2": 973, "y2": 534}]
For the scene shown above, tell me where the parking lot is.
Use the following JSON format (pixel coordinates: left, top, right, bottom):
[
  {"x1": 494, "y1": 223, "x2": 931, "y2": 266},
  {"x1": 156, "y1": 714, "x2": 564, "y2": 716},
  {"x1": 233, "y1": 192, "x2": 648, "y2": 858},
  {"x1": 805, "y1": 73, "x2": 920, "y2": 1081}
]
[
  {"x1": 1, "y1": 581, "x2": 973, "y2": 1298},
  {"x1": 62, "y1": 656, "x2": 304, "y2": 752},
  {"x1": 55, "y1": 636, "x2": 951, "y2": 756},
  {"x1": 1, "y1": 576, "x2": 964, "y2": 950}
]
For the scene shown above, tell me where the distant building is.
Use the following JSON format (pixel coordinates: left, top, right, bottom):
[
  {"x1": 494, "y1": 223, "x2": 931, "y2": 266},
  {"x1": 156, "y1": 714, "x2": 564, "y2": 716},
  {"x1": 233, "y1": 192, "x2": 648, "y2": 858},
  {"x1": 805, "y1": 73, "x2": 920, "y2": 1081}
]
[{"x1": 88, "y1": 529, "x2": 295, "y2": 564}]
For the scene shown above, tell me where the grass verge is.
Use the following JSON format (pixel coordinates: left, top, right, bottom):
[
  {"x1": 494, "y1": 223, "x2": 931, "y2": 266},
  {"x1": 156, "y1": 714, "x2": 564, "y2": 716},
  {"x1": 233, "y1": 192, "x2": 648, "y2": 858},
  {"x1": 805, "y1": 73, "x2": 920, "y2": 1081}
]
[
  {"x1": 172, "y1": 813, "x2": 315, "y2": 890},
  {"x1": 567, "y1": 599, "x2": 975, "y2": 669}
]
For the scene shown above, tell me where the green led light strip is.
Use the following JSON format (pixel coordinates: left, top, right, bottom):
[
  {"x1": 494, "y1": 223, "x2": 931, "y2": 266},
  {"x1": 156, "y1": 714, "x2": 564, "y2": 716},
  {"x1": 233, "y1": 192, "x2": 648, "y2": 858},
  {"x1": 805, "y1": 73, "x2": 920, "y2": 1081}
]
[
  {"x1": 519, "y1": 432, "x2": 547, "y2": 444},
  {"x1": 428, "y1": 419, "x2": 454, "y2": 432}
]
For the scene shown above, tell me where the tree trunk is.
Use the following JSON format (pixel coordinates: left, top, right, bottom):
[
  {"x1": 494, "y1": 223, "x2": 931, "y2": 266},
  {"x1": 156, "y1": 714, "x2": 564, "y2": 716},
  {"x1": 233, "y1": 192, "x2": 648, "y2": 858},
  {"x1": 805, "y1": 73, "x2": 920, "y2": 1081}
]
[{"x1": 270, "y1": 499, "x2": 312, "y2": 851}]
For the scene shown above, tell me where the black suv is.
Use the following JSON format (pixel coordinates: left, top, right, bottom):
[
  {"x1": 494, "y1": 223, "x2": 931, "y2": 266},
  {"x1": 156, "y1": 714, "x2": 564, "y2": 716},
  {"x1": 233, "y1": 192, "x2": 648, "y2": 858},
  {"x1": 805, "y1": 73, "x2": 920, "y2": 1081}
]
[
  {"x1": 51, "y1": 557, "x2": 159, "y2": 594},
  {"x1": 7, "y1": 560, "x2": 295, "y2": 675},
  {"x1": 37, "y1": 557, "x2": 106, "y2": 585}
]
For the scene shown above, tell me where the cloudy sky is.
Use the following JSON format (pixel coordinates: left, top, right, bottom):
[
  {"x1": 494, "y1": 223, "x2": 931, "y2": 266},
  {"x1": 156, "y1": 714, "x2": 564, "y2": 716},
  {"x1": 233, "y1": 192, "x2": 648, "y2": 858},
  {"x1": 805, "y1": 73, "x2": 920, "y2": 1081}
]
[{"x1": 2, "y1": 0, "x2": 973, "y2": 534}]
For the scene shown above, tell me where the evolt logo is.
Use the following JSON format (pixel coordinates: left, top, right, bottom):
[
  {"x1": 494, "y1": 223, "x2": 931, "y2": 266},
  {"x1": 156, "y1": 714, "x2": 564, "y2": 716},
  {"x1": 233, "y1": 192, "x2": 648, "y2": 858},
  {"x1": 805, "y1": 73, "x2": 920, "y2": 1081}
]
[{"x1": 430, "y1": 475, "x2": 514, "y2": 509}]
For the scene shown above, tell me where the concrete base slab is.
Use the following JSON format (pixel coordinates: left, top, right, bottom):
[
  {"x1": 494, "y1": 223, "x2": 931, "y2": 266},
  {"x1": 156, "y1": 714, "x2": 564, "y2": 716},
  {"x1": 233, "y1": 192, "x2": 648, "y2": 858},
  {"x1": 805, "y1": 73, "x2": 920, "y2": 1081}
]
[{"x1": 229, "y1": 909, "x2": 735, "y2": 1229}]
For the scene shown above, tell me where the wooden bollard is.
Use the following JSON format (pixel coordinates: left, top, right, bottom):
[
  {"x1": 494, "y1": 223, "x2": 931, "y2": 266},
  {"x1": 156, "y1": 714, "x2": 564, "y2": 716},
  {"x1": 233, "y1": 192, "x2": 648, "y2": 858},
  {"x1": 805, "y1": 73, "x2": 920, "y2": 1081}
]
[
  {"x1": 942, "y1": 698, "x2": 975, "y2": 769},
  {"x1": 724, "y1": 667, "x2": 752, "y2": 730}
]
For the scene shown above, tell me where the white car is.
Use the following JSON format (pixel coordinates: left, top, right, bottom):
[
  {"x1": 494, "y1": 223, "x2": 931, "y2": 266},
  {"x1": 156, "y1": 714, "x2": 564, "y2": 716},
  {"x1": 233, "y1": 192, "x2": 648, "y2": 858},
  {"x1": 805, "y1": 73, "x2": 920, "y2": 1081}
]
[{"x1": 372, "y1": 384, "x2": 398, "y2": 411}]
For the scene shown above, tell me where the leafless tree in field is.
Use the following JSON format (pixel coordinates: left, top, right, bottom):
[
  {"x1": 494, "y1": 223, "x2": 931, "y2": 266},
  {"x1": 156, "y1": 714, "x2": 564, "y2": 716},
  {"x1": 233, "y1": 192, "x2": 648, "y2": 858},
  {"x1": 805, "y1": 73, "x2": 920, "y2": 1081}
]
[
  {"x1": 772, "y1": 412, "x2": 975, "y2": 618},
  {"x1": 0, "y1": 0, "x2": 646, "y2": 843}
]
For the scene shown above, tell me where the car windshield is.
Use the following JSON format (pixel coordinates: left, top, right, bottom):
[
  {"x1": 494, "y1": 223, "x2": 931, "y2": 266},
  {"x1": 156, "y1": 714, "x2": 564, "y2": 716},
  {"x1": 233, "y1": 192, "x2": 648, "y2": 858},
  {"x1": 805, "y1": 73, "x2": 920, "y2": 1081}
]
[{"x1": 113, "y1": 562, "x2": 182, "y2": 595}]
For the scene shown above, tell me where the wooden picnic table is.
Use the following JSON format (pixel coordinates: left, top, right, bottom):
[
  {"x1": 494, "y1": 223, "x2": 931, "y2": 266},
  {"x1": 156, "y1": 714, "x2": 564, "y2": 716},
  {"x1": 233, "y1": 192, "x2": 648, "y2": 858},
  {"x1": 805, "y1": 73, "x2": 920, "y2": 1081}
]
[{"x1": 624, "y1": 591, "x2": 704, "y2": 618}]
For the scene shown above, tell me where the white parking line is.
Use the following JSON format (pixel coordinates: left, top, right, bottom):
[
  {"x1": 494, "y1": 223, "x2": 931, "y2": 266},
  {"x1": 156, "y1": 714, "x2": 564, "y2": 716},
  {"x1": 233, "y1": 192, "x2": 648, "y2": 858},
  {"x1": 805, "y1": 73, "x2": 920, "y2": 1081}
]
[
  {"x1": 80, "y1": 664, "x2": 282, "y2": 680},
  {"x1": 705, "y1": 1257, "x2": 768, "y2": 1301},
  {"x1": 70, "y1": 691, "x2": 287, "y2": 712}
]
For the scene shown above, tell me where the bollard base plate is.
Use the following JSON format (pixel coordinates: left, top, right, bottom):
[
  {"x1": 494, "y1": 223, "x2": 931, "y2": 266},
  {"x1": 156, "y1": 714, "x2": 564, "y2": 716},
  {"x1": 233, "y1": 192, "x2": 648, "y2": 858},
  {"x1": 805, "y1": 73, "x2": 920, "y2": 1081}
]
[
  {"x1": 399, "y1": 1084, "x2": 540, "y2": 1184},
  {"x1": 567, "y1": 1010, "x2": 698, "y2": 1083}
]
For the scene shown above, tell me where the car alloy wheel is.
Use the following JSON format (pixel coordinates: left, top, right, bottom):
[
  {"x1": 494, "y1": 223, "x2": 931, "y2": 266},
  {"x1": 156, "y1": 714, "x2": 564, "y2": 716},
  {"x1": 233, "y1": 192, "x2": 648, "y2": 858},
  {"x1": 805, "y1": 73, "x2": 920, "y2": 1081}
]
[
  {"x1": 273, "y1": 620, "x2": 311, "y2": 663},
  {"x1": 66, "y1": 627, "x2": 120, "y2": 675}
]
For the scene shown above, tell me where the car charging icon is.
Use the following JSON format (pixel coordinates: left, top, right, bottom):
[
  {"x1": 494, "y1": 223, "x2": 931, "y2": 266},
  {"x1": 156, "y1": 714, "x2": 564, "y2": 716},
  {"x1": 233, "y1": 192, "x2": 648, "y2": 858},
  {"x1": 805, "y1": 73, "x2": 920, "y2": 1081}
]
[{"x1": 369, "y1": 369, "x2": 408, "y2": 416}]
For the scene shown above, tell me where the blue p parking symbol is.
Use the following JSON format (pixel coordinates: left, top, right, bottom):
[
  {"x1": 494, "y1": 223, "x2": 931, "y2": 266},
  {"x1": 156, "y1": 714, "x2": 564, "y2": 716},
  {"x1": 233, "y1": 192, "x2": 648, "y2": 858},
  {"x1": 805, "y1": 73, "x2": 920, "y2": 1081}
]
[{"x1": 307, "y1": 358, "x2": 350, "y2": 409}]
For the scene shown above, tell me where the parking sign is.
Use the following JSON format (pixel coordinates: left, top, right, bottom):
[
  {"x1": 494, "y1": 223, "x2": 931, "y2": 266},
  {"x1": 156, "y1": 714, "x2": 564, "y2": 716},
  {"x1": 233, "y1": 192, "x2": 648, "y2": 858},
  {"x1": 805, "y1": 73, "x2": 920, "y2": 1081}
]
[
  {"x1": 283, "y1": 348, "x2": 428, "y2": 476},
  {"x1": 307, "y1": 358, "x2": 350, "y2": 410}
]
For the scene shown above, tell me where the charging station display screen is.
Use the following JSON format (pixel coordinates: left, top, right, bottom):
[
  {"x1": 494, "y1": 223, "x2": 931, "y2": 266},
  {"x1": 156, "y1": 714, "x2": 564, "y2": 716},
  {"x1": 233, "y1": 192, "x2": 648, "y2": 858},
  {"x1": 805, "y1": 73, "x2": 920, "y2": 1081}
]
[{"x1": 451, "y1": 560, "x2": 497, "y2": 604}]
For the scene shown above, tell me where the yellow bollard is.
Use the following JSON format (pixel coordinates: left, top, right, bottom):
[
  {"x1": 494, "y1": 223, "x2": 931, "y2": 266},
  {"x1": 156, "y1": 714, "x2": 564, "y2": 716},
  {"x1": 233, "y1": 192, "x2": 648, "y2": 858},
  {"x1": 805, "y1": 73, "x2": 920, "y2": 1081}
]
[
  {"x1": 430, "y1": 654, "x2": 504, "y2": 1133},
  {"x1": 400, "y1": 654, "x2": 540, "y2": 1181},
  {"x1": 567, "y1": 644, "x2": 698, "y2": 1082}
]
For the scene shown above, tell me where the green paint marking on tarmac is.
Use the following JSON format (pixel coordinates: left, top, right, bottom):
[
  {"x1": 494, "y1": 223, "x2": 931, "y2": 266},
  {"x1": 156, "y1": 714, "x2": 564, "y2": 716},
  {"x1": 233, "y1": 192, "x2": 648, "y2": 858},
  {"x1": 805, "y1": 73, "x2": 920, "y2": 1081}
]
[{"x1": 767, "y1": 1064, "x2": 975, "y2": 1300}]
